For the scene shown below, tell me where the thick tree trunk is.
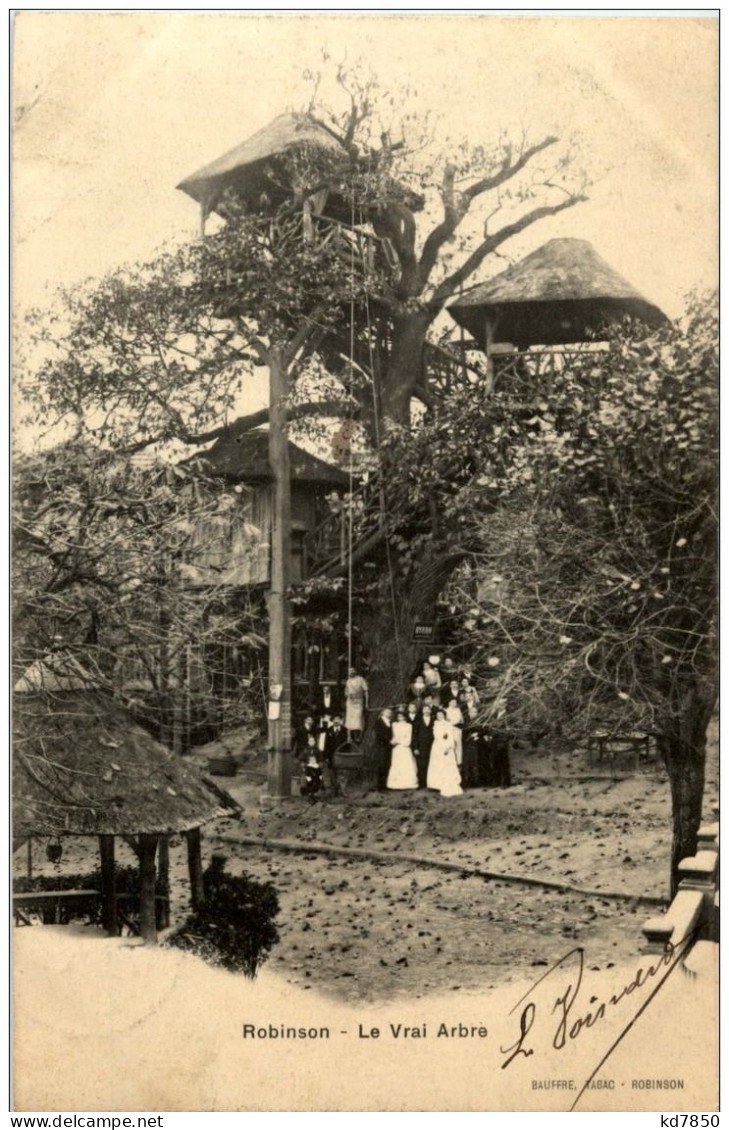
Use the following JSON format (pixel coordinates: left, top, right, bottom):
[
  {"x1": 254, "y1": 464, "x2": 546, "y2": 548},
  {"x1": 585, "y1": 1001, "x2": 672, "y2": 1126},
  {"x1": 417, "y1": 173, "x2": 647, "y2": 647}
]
[
  {"x1": 660, "y1": 690, "x2": 715, "y2": 897},
  {"x1": 359, "y1": 547, "x2": 466, "y2": 756},
  {"x1": 380, "y1": 310, "x2": 433, "y2": 425}
]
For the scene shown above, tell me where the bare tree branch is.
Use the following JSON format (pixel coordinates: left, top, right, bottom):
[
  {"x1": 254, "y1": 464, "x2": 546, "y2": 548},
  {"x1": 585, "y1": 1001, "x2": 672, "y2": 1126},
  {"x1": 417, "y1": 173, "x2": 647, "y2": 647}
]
[
  {"x1": 115, "y1": 398, "x2": 355, "y2": 455},
  {"x1": 430, "y1": 191, "x2": 587, "y2": 307},
  {"x1": 418, "y1": 136, "x2": 560, "y2": 287}
]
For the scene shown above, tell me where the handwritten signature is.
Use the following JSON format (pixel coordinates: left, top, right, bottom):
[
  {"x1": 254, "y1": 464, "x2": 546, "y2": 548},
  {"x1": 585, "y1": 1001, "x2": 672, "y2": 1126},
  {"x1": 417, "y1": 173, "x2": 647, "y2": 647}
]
[{"x1": 500, "y1": 927, "x2": 698, "y2": 1110}]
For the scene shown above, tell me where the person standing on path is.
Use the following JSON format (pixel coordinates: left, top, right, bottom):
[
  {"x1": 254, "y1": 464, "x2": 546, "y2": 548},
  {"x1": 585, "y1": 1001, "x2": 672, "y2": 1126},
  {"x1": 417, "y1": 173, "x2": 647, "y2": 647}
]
[
  {"x1": 387, "y1": 708, "x2": 418, "y2": 791},
  {"x1": 344, "y1": 667, "x2": 369, "y2": 742},
  {"x1": 426, "y1": 708, "x2": 463, "y2": 797},
  {"x1": 414, "y1": 703, "x2": 435, "y2": 788},
  {"x1": 323, "y1": 714, "x2": 346, "y2": 795},
  {"x1": 373, "y1": 707, "x2": 393, "y2": 791}
]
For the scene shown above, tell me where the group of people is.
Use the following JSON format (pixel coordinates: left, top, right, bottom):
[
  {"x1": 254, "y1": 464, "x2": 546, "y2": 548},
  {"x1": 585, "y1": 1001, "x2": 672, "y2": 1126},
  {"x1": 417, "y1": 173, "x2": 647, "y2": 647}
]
[
  {"x1": 373, "y1": 658, "x2": 511, "y2": 797},
  {"x1": 295, "y1": 668, "x2": 369, "y2": 801},
  {"x1": 294, "y1": 657, "x2": 510, "y2": 802}
]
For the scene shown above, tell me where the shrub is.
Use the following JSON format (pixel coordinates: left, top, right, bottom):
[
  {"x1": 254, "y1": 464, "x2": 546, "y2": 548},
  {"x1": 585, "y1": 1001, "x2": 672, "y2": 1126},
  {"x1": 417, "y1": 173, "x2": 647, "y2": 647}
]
[{"x1": 169, "y1": 854, "x2": 280, "y2": 978}]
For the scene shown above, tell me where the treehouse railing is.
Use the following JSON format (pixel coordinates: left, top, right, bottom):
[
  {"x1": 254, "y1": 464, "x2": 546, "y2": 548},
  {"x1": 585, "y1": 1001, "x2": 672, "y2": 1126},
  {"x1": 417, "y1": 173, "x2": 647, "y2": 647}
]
[
  {"x1": 266, "y1": 211, "x2": 393, "y2": 278},
  {"x1": 304, "y1": 471, "x2": 385, "y2": 577},
  {"x1": 303, "y1": 465, "x2": 417, "y2": 578},
  {"x1": 423, "y1": 340, "x2": 486, "y2": 399},
  {"x1": 491, "y1": 346, "x2": 612, "y2": 397}
]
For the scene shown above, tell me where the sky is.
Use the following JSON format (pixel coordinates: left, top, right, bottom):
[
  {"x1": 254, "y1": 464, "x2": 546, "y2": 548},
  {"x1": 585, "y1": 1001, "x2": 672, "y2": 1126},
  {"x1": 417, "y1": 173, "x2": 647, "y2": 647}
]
[{"x1": 12, "y1": 12, "x2": 718, "y2": 437}]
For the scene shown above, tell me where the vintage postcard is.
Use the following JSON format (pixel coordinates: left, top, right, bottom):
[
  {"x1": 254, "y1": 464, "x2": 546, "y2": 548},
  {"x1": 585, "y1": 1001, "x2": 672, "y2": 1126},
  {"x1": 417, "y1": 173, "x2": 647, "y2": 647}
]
[{"x1": 11, "y1": 11, "x2": 718, "y2": 1114}]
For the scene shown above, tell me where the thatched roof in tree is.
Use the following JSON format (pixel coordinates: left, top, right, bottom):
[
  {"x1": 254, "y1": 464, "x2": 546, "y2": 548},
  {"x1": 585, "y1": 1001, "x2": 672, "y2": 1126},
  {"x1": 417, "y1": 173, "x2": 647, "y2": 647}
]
[
  {"x1": 177, "y1": 111, "x2": 423, "y2": 218},
  {"x1": 14, "y1": 653, "x2": 95, "y2": 694},
  {"x1": 448, "y1": 238, "x2": 668, "y2": 349},
  {"x1": 13, "y1": 689, "x2": 239, "y2": 839},
  {"x1": 192, "y1": 430, "x2": 352, "y2": 487}
]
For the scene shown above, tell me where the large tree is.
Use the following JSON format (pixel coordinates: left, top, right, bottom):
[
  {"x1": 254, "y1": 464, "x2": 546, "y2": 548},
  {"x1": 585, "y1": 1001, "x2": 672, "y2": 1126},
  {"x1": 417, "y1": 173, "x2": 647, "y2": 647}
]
[
  {"x1": 20, "y1": 65, "x2": 586, "y2": 450},
  {"x1": 382, "y1": 294, "x2": 717, "y2": 893}
]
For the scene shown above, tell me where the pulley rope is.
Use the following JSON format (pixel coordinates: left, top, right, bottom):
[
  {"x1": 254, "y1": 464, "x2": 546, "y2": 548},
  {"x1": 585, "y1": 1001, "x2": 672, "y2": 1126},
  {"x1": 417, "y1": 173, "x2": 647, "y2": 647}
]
[
  {"x1": 339, "y1": 166, "x2": 407, "y2": 704},
  {"x1": 346, "y1": 195, "x2": 356, "y2": 676},
  {"x1": 363, "y1": 280, "x2": 405, "y2": 691}
]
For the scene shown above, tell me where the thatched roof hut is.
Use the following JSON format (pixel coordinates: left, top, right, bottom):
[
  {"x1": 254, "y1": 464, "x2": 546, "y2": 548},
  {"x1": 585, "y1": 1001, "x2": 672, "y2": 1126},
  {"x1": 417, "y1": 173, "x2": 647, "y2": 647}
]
[
  {"x1": 13, "y1": 675, "x2": 239, "y2": 941},
  {"x1": 448, "y1": 238, "x2": 668, "y2": 350},
  {"x1": 177, "y1": 111, "x2": 423, "y2": 222},
  {"x1": 177, "y1": 112, "x2": 344, "y2": 211},
  {"x1": 192, "y1": 430, "x2": 351, "y2": 487},
  {"x1": 13, "y1": 689, "x2": 238, "y2": 841}
]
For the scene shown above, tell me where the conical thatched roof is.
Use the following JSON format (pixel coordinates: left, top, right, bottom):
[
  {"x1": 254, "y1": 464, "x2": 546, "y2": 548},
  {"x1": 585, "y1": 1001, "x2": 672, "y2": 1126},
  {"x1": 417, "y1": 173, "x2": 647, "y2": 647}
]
[
  {"x1": 14, "y1": 652, "x2": 96, "y2": 694},
  {"x1": 449, "y1": 238, "x2": 668, "y2": 349},
  {"x1": 13, "y1": 689, "x2": 239, "y2": 839},
  {"x1": 177, "y1": 111, "x2": 423, "y2": 219},
  {"x1": 191, "y1": 430, "x2": 352, "y2": 487},
  {"x1": 177, "y1": 112, "x2": 343, "y2": 208}
]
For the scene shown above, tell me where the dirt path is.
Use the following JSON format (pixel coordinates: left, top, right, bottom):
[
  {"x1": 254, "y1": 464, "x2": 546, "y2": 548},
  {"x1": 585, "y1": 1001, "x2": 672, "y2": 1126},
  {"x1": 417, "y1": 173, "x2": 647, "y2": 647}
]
[
  {"x1": 15, "y1": 733, "x2": 718, "y2": 1003},
  {"x1": 213, "y1": 842, "x2": 649, "y2": 1002}
]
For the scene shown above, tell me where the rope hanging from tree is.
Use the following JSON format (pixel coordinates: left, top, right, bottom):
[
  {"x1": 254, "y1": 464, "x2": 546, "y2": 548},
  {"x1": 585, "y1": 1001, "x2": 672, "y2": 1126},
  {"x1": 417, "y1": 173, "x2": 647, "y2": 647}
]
[{"x1": 341, "y1": 185, "x2": 405, "y2": 694}]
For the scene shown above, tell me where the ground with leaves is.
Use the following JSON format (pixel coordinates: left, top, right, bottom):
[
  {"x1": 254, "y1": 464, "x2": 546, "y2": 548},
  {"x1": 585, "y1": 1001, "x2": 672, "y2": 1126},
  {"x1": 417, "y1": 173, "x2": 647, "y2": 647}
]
[{"x1": 16, "y1": 729, "x2": 716, "y2": 1002}]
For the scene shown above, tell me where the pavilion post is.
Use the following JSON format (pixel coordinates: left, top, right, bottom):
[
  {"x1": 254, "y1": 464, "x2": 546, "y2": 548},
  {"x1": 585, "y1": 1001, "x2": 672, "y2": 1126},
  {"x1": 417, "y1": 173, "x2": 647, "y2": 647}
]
[
  {"x1": 157, "y1": 835, "x2": 170, "y2": 928},
  {"x1": 186, "y1": 826, "x2": 205, "y2": 911},
  {"x1": 99, "y1": 834, "x2": 118, "y2": 936},
  {"x1": 266, "y1": 345, "x2": 293, "y2": 799},
  {"x1": 484, "y1": 317, "x2": 496, "y2": 392},
  {"x1": 138, "y1": 833, "x2": 159, "y2": 944}
]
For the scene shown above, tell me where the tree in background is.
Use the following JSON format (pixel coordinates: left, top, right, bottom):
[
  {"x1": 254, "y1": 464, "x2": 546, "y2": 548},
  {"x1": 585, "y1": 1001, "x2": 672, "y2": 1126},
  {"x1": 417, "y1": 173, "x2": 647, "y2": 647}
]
[
  {"x1": 19, "y1": 60, "x2": 586, "y2": 451},
  {"x1": 17, "y1": 61, "x2": 588, "y2": 754},
  {"x1": 386, "y1": 294, "x2": 717, "y2": 893},
  {"x1": 13, "y1": 445, "x2": 267, "y2": 749}
]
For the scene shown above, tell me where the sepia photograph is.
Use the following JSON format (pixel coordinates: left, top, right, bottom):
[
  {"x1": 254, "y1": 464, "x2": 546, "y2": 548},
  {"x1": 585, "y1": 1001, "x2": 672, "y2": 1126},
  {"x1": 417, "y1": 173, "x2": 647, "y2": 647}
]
[{"x1": 11, "y1": 11, "x2": 718, "y2": 1114}]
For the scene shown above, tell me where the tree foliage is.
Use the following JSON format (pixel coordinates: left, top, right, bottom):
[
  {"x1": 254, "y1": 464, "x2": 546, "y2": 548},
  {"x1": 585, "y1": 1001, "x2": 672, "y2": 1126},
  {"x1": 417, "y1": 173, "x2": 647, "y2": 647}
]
[
  {"x1": 13, "y1": 446, "x2": 267, "y2": 744},
  {"x1": 376, "y1": 294, "x2": 717, "y2": 889}
]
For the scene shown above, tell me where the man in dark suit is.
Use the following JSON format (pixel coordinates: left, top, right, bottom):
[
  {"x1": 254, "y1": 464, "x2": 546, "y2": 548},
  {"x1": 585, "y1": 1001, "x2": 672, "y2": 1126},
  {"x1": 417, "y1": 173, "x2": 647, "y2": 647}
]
[
  {"x1": 322, "y1": 714, "x2": 347, "y2": 795},
  {"x1": 317, "y1": 682, "x2": 341, "y2": 719},
  {"x1": 373, "y1": 707, "x2": 393, "y2": 791},
  {"x1": 414, "y1": 704, "x2": 435, "y2": 788},
  {"x1": 295, "y1": 715, "x2": 317, "y2": 761}
]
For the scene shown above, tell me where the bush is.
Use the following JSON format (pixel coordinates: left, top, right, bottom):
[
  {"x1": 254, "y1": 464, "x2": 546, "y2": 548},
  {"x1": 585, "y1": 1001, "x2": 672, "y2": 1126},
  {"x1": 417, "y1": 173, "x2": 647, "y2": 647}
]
[{"x1": 169, "y1": 854, "x2": 279, "y2": 978}]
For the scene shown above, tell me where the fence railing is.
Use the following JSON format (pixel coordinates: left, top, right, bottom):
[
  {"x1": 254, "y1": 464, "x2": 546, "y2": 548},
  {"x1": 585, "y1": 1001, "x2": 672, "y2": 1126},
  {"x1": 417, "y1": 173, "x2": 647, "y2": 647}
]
[{"x1": 642, "y1": 813, "x2": 719, "y2": 953}]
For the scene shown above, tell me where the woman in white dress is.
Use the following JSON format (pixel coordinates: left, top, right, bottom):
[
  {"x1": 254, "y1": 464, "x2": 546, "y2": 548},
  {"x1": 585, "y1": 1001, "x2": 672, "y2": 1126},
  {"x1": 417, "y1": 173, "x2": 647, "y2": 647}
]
[
  {"x1": 344, "y1": 667, "x2": 369, "y2": 740},
  {"x1": 387, "y1": 708, "x2": 418, "y2": 791},
  {"x1": 446, "y1": 698, "x2": 464, "y2": 768},
  {"x1": 427, "y1": 708, "x2": 463, "y2": 797}
]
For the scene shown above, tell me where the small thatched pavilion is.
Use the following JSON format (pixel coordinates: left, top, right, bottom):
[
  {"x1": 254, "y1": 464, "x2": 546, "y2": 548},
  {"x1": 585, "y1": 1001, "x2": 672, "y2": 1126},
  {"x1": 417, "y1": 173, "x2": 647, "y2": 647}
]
[
  {"x1": 448, "y1": 237, "x2": 668, "y2": 351},
  {"x1": 177, "y1": 110, "x2": 423, "y2": 232},
  {"x1": 13, "y1": 658, "x2": 239, "y2": 942}
]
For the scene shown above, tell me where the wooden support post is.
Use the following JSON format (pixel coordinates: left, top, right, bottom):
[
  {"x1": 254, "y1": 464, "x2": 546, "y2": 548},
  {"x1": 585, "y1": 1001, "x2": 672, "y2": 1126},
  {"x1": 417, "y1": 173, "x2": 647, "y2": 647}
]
[
  {"x1": 266, "y1": 345, "x2": 293, "y2": 799},
  {"x1": 98, "y1": 834, "x2": 118, "y2": 936},
  {"x1": 26, "y1": 837, "x2": 32, "y2": 881},
  {"x1": 186, "y1": 827, "x2": 204, "y2": 912},
  {"x1": 138, "y1": 833, "x2": 159, "y2": 944},
  {"x1": 484, "y1": 317, "x2": 496, "y2": 393},
  {"x1": 157, "y1": 835, "x2": 170, "y2": 929}
]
